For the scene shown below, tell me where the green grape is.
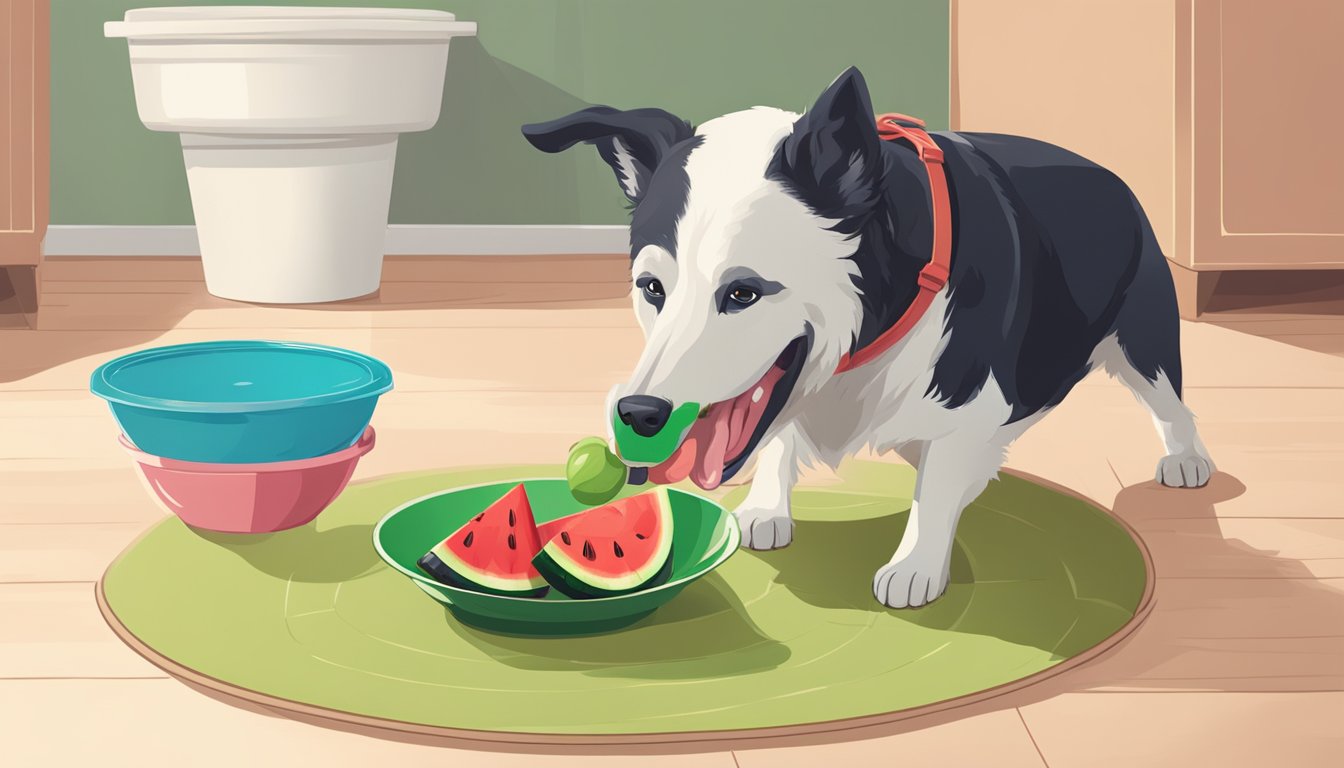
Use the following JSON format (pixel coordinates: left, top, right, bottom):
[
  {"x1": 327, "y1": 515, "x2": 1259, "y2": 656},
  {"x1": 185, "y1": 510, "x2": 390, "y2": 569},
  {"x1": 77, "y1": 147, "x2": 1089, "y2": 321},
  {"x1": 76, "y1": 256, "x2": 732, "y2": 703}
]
[{"x1": 566, "y1": 437, "x2": 628, "y2": 506}]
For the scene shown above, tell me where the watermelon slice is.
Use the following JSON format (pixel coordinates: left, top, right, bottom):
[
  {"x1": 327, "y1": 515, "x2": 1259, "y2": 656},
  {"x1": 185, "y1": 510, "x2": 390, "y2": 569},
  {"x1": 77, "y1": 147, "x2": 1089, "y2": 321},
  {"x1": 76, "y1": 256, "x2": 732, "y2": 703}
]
[
  {"x1": 532, "y1": 488, "x2": 675, "y2": 599},
  {"x1": 416, "y1": 484, "x2": 550, "y2": 597}
]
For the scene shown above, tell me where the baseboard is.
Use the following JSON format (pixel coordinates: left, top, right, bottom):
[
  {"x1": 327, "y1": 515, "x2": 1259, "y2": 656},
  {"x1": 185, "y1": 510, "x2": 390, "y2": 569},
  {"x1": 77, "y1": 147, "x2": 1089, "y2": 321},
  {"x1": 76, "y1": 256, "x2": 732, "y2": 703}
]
[{"x1": 42, "y1": 225, "x2": 631, "y2": 257}]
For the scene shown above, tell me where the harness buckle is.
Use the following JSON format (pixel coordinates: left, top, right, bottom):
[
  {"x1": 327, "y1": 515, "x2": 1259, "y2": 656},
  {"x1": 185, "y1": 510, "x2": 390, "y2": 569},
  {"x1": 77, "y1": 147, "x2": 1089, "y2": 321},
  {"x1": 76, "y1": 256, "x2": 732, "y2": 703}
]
[
  {"x1": 917, "y1": 261, "x2": 950, "y2": 291},
  {"x1": 918, "y1": 144, "x2": 945, "y2": 164}
]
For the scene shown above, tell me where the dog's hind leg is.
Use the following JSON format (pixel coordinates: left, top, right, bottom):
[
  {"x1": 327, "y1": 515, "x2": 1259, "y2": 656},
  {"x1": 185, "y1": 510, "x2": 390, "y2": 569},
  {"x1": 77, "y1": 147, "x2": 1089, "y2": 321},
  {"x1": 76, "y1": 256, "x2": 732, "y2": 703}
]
[
  {"x1": 1104, "y1": 338, "x2": 1215, "y2": 487},
  {"x1": 1100, "y1": 251, "x2": 1215, "y2": 487},
  {"x1": 874, "y1": 436, "x2": 1005, "y2": 608},
  {"x1": 735, "y1": 423, "x2": 803, "y2": 550}
]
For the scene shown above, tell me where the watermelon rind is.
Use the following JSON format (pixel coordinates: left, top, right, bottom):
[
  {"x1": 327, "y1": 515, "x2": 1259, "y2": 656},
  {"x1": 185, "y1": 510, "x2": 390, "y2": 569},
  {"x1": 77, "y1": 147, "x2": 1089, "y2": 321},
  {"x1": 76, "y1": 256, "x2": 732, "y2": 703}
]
[
  {"x1": 532, "y1": 487, "x2": 676, "y2": 599},
  {"x1": 417, "y1": 548, "x2": 550, "y2": 598},
  {"x1": 534, "y1": 547, "x2": 674, "y2": 599}
]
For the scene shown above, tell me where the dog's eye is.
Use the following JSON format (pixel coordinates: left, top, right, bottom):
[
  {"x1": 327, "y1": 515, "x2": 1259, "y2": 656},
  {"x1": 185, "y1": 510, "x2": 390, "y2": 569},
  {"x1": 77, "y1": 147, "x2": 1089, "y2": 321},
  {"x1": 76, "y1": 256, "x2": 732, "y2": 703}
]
[
  {"x1": 728, "y1": 287, "x2": 759, "y2": 307},
  {"x1": 643, "y1": 279, "x2": 665, "y2": 299}
]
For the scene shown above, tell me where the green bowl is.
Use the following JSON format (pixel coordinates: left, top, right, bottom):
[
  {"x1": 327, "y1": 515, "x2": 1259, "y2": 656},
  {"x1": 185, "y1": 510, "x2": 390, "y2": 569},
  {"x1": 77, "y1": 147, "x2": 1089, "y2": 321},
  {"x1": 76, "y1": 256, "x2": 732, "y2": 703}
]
[{"x1": 373, "y1": 478, "x2": 740, "y2": 637}]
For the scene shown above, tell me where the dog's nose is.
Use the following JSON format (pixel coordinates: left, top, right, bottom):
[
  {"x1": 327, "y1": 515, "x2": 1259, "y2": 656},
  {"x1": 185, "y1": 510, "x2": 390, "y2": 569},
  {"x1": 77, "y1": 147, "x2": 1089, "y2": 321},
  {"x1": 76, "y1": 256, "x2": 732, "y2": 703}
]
[{"x1": 616, "y1": 395, "x2": 675, "y2": 438}]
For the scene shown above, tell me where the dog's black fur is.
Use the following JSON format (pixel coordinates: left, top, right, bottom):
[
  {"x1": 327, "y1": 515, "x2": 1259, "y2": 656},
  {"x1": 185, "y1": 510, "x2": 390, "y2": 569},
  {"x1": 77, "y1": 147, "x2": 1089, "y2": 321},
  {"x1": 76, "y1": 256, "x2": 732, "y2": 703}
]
[
  {"x1": 524, "y1": 67, "x2": 1185, "y2": 427},
  {"x1": 770, "y1": 67, "x2": 1183, "y2": 425},
  {"x1": 523, "y1": 110, "x2": 702, "y2": 258},
  {"x1": 927, "y1": 130, "x2": 1182, "y2": 422}
]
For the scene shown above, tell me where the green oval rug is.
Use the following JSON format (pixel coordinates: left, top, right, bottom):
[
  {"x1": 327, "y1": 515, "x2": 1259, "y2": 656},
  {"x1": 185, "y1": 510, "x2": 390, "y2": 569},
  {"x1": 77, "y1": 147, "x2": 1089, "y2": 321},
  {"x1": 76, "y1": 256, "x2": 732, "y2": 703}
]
[{"x1": 100, "y1": 461, "x2": 1151, "y2": 746}]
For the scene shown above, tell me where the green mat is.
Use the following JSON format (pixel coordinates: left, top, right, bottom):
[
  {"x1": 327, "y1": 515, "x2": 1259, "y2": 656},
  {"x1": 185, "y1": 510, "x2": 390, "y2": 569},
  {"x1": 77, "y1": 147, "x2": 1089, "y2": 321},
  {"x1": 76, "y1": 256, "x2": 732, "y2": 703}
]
[{"x1": 102, "y1": 462, "x2": 1149, "y2": 738}]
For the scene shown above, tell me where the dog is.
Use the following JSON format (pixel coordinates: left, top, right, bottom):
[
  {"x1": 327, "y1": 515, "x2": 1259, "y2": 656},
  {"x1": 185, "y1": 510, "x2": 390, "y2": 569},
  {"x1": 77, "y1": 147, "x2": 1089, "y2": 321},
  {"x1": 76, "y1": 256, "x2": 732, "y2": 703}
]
[{"x1": 522, "y1": 66, "x2": 1214, "y2": 608}]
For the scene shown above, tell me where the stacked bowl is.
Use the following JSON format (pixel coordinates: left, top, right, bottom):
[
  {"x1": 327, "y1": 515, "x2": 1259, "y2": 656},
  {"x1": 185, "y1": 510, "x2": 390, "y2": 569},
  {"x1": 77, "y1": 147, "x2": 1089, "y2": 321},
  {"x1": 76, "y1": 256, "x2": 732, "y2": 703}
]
[{"x1": 91, "y1": 341, "x2": 392, "y2": 533}]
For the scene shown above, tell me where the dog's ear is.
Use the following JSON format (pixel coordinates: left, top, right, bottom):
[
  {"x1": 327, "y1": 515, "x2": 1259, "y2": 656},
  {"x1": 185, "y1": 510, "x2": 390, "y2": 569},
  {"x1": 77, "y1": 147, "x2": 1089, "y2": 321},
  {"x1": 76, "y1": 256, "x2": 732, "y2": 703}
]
[
  {"x1": 771, "y1": 67, "x2": 884, "y2": 220},
  {"x1": 522, "y1": 106, "x2": 696, "y2": 204}
]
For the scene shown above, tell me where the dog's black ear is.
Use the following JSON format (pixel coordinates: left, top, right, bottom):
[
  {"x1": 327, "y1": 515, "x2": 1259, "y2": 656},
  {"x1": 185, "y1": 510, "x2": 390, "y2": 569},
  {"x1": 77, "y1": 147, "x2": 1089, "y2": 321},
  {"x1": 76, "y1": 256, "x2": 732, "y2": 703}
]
[
  {"x1": 522, "y1": 106, "x2": 695, "y2": 204},
  {"x1": 771, "y1": 67, "x2": 884, "y2": 221}
]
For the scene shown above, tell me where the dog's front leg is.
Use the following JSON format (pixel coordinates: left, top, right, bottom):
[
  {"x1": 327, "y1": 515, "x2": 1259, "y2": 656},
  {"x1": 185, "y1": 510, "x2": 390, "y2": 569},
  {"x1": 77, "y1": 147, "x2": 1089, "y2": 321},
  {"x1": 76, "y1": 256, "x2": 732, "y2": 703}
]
[
  {"x1": 873, "y1": 438, "x2": 1003, "y2": 608},
  {"x1": 735, "y1": 424, "x2": 801, "y2": 550}
]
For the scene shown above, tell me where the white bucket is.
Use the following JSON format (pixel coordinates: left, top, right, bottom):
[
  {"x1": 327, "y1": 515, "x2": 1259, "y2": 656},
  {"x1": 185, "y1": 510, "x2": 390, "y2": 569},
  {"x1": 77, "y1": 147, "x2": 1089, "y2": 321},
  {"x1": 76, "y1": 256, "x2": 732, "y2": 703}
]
[
  {"x1": 105, "y1": 7, "x2": 477, "y2": 304},
  {"x1": 182, "y1": 133, "x2": 397, "y2": 304}
]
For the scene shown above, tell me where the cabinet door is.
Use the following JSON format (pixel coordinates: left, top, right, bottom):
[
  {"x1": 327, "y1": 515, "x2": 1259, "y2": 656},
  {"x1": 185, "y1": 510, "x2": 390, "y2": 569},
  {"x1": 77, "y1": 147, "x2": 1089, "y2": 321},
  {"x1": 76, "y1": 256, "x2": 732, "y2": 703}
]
[
  {"x1": 0, "y1": 0, "x2": 47, "y2": 326},
  {"x1": 1183, "y1": 0, "x2": 1344, "y2": 269},
  {"x1": 0, "y1": 0, "x2": 48, "y2": 268}
]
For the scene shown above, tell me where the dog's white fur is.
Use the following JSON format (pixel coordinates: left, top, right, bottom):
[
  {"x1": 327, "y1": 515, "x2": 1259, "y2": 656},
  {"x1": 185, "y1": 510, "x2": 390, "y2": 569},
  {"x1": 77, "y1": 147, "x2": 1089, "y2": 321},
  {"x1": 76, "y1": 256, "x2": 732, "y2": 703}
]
[
  {"x1": 617, "y1": 108, "x2": 1214, "y2": 608},
  {"x1": 626, "y1": 108, "x2": 861, "y2": 405},
  {"x1": 610, "y1": 138, "x2": 644, "y2": 200}
]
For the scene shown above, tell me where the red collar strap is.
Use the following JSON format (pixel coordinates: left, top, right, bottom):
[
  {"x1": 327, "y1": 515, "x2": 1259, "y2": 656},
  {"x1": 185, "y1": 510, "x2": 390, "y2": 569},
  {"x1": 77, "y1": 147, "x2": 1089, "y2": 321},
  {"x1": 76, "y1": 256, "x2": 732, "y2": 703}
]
[{"x1": 834, "y1": 113, "x2": 953, "y2": 374}]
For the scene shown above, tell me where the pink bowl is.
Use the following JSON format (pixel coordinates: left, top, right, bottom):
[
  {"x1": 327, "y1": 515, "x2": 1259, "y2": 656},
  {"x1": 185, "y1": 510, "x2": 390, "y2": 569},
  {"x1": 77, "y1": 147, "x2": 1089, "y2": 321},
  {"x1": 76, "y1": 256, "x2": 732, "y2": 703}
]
[{"x1": 120, "y1": 427, "x2": 376, "y2": 533}]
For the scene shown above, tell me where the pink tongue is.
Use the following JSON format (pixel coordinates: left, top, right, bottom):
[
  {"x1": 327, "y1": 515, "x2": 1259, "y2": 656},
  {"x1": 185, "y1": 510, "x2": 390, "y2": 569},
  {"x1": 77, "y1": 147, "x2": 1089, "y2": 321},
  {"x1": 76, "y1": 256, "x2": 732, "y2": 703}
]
[
  {"x1": 647, "y1": 362, "x2": 788, "y2": 491},
  {"x1": 647, "y1": 402, "x2": 731, "y2": 489}
]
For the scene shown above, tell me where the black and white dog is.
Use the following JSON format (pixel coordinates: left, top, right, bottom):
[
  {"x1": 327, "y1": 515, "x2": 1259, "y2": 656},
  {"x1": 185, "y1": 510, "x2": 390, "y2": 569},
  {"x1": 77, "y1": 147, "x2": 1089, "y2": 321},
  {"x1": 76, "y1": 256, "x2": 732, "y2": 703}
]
[{"x1": 523, "y1": 67, "x2": 1214, "y2": 608}]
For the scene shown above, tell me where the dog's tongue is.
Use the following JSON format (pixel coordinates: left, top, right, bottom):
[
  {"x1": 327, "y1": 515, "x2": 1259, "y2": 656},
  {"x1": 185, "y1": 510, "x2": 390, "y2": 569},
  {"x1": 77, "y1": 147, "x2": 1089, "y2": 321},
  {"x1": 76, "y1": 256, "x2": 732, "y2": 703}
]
[
  {"x1": 647, "y1": 402, "x2": 733, "y2": 489},
  {"x1": 647, "y1": 362, "x2": 787, "y2": 491}
]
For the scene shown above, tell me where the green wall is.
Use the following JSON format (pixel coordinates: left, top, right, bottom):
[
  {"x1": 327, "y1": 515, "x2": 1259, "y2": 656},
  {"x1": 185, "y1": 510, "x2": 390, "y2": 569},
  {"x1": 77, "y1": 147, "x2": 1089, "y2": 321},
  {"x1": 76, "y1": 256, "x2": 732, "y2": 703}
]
[{"x1": 53, "y1": 1, "x2": 949, "y2": 225}]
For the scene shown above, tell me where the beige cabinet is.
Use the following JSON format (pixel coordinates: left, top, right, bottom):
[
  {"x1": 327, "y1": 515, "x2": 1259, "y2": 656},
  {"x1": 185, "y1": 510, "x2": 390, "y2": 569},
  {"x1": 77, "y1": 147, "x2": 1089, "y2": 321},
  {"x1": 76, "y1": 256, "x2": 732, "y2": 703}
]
[
  {"x1": 952, "y1": 0, "x2": 1344, "y2": 316},
  {"x1": 0, "y1": 0, "x2": 48, "y2": 328}
]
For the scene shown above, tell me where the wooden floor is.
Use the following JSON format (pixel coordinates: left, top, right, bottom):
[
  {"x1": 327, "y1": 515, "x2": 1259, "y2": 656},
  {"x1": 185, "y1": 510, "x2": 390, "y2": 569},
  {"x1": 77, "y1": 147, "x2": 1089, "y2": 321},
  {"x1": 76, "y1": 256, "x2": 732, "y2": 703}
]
[{"x1": 3, "y1": 256, "x2": 1341, "y2": 766}]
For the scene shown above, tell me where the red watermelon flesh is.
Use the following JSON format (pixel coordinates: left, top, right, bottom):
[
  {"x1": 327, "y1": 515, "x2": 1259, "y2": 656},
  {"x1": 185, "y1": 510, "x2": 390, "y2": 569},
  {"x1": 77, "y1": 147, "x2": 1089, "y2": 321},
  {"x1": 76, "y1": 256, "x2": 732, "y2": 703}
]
[
  {"x1": 535, "y1": 508, "x2": 584, "y2": 543},
  {"x1": 416, "y1": 484, "x2": 550, "y2": 597},
  {"x1": 532, "y1": 488, "x2": 675, "y2": 599}
]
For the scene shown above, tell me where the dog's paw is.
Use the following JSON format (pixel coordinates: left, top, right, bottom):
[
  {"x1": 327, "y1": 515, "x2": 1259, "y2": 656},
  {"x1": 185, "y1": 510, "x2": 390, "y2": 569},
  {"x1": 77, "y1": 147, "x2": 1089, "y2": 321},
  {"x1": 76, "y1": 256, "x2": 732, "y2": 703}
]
[
  {"x1": 735, "y1": 505, "x2": 793, "y2": 550},
  {"x1": 1155, "y1": 452, "x2": 1214, "y2": 488},
  {"x1": 873, "y1": 550, "x2": 950, "y2": 609}
]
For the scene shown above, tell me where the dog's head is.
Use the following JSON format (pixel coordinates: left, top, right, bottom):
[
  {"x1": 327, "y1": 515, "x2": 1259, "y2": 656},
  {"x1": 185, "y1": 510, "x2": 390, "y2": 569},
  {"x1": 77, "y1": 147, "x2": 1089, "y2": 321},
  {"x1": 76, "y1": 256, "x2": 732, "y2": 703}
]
[{"x1": 524, "y1": 67, "x2": 891, "y2": 490}]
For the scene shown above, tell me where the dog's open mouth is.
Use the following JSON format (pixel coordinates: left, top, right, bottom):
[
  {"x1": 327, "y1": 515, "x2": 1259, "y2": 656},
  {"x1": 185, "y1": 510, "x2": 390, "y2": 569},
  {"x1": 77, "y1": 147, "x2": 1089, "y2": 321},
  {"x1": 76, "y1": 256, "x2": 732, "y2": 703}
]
[{"x1": 647, "y1": 336, "x2": 809, "y2": 491}]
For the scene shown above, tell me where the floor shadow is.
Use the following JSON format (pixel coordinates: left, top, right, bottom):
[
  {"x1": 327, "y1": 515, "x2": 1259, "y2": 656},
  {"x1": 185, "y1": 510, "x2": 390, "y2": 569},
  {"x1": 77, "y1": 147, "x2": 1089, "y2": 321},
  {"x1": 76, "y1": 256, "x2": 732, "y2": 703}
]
[
  {"x1": 976, "y1": 470, "x2": 1344, "y2": 701},
  {"x1": 1202, "y1": 270, "x2": 1344, "y2": 315},
  {"x1": 444, "y1": 572, "x2": 791, "y2": 680},
  {"x1": 758, "y1": 476, "x2": 1134, "y2": 661},
  {"x1": 1197, "y1": 272, "x2": 1344, "y2": 357},
  {"x1": 754, "y1": 512, "x2": 913, "y2": 612},
  {"x1": 0, "y1": 257, "x2": 201, "y2": 383},
  {"x1": 193, "y1": 522, "x2": 381, "y2": 583},
  {"x1": 270, "y1": 255, "x2": 631, "y2": 312}
]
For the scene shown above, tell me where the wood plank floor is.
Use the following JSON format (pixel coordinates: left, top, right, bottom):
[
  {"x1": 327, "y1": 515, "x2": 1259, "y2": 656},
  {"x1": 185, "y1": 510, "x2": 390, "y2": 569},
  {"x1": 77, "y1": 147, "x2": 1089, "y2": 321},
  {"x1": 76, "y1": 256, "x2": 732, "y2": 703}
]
[{"x1": 2, "y1": 257, "x2": 1341, "y2": 767}]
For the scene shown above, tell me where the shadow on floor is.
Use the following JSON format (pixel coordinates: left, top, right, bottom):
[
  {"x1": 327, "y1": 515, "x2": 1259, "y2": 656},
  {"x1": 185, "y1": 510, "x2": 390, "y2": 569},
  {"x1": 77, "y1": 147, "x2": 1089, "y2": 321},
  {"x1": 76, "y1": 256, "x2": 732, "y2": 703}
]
[
  {"x1": 194, "y1": 522, "x2": 383, "y2": 584},
  {"x1": 445, "y1": 571, "x2": 791, "y2": 681},
  {"x1": 1030, "y1": 472, "x2": 1344, "y2": 692},
  {"x1": 744, "y1": 470, "x2": 1144, "y2": 660},
  {"x1": 1196, "y1": 271, "x2": 1344, "y2": 357}
]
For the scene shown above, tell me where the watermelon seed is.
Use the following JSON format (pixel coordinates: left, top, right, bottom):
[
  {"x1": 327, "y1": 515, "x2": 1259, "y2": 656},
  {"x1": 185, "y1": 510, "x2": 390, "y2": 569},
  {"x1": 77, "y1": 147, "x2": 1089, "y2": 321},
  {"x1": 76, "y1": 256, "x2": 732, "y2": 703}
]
[
  {"x1": 613, "y1": 541, "x2": 625, "y2": 558},
  {"x1": 582, "y1": 541, "x2": 596, "y2": 561},
  {"x1": 463, "y1": 531, "x2": 474, "y2": 548},
  {"x1": 473, "y1": 513, "x2": 484, "y2": 522},
  {"x1": 507, "y1": 532, "x2": 517, "y2": 550},
  {"x1": 561, "y1": 532, "x2": 571, "y2": 545},
  {"x1": 509, "y1": 509, "x2": 516, "y2": 526},
  {"x1": 635, "y1": 533, "x2": 647, "y2": 540}
]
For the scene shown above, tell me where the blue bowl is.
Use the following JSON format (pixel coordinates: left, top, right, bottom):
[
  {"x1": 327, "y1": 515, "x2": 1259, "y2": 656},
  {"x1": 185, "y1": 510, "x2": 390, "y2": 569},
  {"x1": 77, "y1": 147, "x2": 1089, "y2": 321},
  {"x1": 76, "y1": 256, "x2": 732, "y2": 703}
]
[{"x1": 90, "y1": 340, "x2": 393, "y2": 464}]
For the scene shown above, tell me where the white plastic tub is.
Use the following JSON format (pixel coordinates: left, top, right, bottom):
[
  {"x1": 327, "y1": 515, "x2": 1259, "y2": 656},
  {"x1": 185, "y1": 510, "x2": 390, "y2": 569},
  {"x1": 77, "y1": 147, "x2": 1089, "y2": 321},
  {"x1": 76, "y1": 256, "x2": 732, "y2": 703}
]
[{"x1": 106, "y1": 7, "x2": 477, "y2": 303}]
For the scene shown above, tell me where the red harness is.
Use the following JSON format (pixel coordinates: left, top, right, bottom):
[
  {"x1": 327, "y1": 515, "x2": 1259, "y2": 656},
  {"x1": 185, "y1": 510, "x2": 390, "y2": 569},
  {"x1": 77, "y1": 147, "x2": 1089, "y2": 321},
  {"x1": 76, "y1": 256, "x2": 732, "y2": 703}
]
[{"x1": 833, "y1": 113, "x2": 953, "y2": 374}]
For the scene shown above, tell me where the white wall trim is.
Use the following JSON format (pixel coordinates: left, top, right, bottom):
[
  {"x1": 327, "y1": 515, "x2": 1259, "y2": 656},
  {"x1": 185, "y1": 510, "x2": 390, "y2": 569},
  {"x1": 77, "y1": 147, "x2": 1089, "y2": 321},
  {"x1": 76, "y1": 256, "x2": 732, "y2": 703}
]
[{"x1": 42, "y1": 225, "x2": 631, "y2": 257}]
